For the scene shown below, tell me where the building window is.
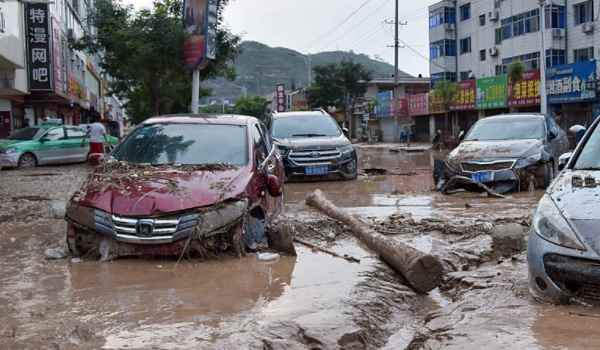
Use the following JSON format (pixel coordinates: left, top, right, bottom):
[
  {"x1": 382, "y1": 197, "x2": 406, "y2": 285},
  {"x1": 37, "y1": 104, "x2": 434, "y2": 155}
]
[
  {"x1": 460, "y1": 71, "x2": 472, "y2": 81},
  {"x1": 479, "y1": 14, "x2": 486, "y2": 26},
  {"x1": 430, "y1": 39, "x2": 456, "y2": 58},
  {"x1": 480, "y1": 49, "x2": 486, "y2": 61},
  {"x1": 502, "y1": 52, "x2": 540, "y2": 71},
  {"x1": 545, "y1": 5, "x2": 566, "y2": 29},
  {"x1": 546, "y1": 49, "x2": 566, "y2": 67},
  {"x1": 495, "y1": 65, "x2": 504, "y2": 75},
  {"x1": 431, "y1": 72, "x2": 457, "y2": 87},
  {"x1": 460, "y1": 37, "x2": 471, "y2": 54},
  {"x1": 574, "y1": 47, "x2": 594, "y2": 62},
  {"x1": 500, "y1": 9, "x2": 540, "y2": 40},
  {"x1": 460, "y1": 3, "x2": 471, "y2": 21},
  {"x1": 495, "y1": 28, "x2": 503, "y2": 44},
  {"x1": 574, "y1": 0, "x2": 594, "y2": 25},
  {"x1": 429, "y1": 7, "x2": 456, "y2": 28}
]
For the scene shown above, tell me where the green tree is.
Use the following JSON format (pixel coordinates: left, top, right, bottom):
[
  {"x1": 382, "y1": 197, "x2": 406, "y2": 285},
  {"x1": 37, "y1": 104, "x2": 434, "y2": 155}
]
[
  {"x1": 508, "y1": 61, "x2": 525, "y2": 85},
  {"x1": 234, "y1": 96, "x2": 269, "y2": 124},
  {"x1": 75, "y1": 0, "x2": 240, "y2": 123},
  {"x1": 307, "y1": 60, "x2": 371, "y2": 133}
]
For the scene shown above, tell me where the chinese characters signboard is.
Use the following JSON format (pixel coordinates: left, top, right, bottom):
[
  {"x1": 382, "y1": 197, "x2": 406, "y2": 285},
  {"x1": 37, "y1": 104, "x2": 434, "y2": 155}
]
[
  {"x1": 25, "y1": 3, "x2": 52, "y2": 91},
  {"x1": 375, "y1": 91, "x2": 393, "y2": 118},
  {"x1": 429, "y1": 91, "x2": 446, "y2": 114},
  {"x1": 451, "y1": 80, "x2": 476, "y2": 110},
  {"x1": 276, "y1": 84, "x2": 286, "y2": 113},
  {"x1": 547, "y1": 61, "x2": 597, "y2": 104},
  {"x1": 508, "y1": 70, "x2": 540, "y2": 107},
  {"x1": 476, "y1": 75, "x2": 507, "y2": 109},
  {"x1": 52, "y1": 18, "x2": 67, "y2": 97},
  {"x1": 408, "y1": 93, "x2": 429, "y2": 116},
  {"x1": 183, "y1": 0, "x2": 217, "y2": 69}
]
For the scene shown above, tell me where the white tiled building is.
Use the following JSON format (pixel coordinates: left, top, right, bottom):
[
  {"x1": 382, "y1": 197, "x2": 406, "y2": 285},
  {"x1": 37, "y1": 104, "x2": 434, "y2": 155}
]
[{"x1": 429, "y1": 0, "x2": 600, "y2": 128}]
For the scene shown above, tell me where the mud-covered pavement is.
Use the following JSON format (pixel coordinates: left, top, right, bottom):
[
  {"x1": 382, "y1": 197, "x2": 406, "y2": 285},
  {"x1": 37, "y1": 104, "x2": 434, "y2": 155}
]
[{"x1": 1, "y1": 146, "x2": 599, "y2": 349}]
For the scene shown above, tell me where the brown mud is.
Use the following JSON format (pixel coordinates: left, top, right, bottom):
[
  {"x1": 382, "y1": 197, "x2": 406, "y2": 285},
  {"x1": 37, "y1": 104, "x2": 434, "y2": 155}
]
[{"x1": 1, "y1": 147, "x2": 599, "y2": 349}]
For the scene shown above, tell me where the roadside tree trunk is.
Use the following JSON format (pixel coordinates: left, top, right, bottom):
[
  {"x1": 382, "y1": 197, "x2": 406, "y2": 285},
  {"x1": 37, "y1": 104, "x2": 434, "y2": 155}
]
[{"x1": 305, "y1": 190, "x2": 444, "y2": 293}]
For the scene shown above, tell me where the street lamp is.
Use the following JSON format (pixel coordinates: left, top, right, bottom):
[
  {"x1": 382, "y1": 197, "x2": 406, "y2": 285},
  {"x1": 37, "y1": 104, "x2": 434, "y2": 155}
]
[{"x1": 287, "y1": 52, "x2": 312, "y2": 87}]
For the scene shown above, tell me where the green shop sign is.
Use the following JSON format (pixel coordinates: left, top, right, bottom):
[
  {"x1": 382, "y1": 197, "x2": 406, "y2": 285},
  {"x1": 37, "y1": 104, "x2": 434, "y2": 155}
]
[{"x1": 476, "y1": 75, "x2": 508, "y2": 109}]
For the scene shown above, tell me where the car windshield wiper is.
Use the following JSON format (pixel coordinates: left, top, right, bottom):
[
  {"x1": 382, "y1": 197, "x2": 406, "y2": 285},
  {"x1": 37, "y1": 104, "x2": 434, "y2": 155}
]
[
  {"x1": 575, "y1": 167, "x2": 600, "y2": 171},
  {"x1": 291, "y1": 133, "x2": 327, "y2": 137}
]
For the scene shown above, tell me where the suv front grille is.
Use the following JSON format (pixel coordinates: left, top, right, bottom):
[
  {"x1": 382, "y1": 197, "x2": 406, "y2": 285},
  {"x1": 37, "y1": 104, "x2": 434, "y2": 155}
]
[
  {"x1": 461, "y1": 161, "x2": 515, "y2": 173},
  {"x1": 289, "y1": 148, "x2": 341, "y2": 165}
]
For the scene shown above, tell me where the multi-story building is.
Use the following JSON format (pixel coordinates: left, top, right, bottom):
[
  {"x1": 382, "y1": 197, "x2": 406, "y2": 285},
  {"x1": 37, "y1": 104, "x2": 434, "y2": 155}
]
[
  {"x1": 0, "y1": 0, "x2": 125, "y2": 137},
  {"x1": 428, "y1": 0, "x2": 600, "y2": 134}
]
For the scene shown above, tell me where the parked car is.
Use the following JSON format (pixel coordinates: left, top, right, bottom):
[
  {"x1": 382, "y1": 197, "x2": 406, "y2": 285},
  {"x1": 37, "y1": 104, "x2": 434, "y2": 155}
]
[
  {"x1": 271, "y1": 111, "x2": 357, "y2": 180},
  {"x1": 0, "y1": 123, "x2": 119, "y2": 169},
  {"x1": 65, "y1": 114, "x2": 285, "y2": 258},
  {"x1": 528, "y1": 116, "x2": 600, "y2": 303},
  {"x1": 439, "y1": 114, "x2": 569, "y2": 193}
]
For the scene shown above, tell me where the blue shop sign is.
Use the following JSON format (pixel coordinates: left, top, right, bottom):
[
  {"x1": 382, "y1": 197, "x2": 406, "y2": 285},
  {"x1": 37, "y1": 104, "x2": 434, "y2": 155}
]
[
  {"x1": 547, "y1": 60, "x2": 597, "y2": 104},
  {"x1": 375, "y1": 91, "x2": 393, "y2": 118}
]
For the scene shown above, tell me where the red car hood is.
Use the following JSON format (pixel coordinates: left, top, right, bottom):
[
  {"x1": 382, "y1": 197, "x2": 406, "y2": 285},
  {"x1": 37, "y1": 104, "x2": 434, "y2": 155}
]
[{"x1": 76, "y1": 166, "x2": 252, "y2": 217}]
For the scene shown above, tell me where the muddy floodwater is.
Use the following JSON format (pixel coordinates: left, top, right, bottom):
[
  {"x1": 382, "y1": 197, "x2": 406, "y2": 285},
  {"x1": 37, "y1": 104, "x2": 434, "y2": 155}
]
[{"x1": 0, "y1": 145, "x2": 599, "y2": 349}]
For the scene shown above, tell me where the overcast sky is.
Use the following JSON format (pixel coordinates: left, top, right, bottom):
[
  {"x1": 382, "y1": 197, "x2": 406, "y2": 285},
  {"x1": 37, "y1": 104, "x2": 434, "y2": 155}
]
[{"x1": 126, "y1": 0, "x2": 438, "y2": 77}]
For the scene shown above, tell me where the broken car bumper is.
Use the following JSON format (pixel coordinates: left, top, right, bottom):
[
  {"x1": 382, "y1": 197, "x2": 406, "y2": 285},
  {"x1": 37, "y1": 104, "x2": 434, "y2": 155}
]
[{"x1": 528, "y1": 229, "x2": 600, "y2": 303}]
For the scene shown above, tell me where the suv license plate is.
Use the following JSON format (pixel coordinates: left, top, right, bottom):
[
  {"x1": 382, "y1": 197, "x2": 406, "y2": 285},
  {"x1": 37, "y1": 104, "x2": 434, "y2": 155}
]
[
  {"x1": 305, "y1": 165, "x2": 328, "y2": 176},
  {"x1": 471, "y1": 171, "x2": 493, "y2": 183}
]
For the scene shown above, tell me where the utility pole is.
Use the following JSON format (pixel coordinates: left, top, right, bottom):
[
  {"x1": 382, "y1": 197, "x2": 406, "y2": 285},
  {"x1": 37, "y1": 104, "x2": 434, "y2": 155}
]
[
  {"x1": 394, "y1": 0, "x2": 399, "y2": 86},
  {"x1": 191, "y1": 69, "x2": 200, "y2": 114},
  {"x1": 539, "y1": 0, "x2": 548, "y2": 115}
]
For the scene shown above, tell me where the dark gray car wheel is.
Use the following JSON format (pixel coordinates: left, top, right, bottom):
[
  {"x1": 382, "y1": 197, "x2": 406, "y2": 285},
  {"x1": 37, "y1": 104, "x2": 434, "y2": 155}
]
[{"x1": 18, "y1": 153, "x2": 37, "y2": 169}]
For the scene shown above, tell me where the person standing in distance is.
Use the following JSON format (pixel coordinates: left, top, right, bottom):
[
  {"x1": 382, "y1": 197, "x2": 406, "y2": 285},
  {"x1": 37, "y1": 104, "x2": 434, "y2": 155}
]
[{"x1": 87, "y1": 116, "x2": 107, "y2": 162}]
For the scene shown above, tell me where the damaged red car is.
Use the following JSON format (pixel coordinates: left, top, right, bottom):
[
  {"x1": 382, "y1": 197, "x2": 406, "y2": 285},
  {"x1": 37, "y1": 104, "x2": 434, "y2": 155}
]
[{"x1": 65, "y1": 115, "x2": 285, "y2": 259}]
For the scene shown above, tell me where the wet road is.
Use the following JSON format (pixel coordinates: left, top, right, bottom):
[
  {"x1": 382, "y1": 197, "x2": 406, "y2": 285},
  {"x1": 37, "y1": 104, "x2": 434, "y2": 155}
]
[{"x1": 0, "y1": 146, "x2": 597, "y2": 349}]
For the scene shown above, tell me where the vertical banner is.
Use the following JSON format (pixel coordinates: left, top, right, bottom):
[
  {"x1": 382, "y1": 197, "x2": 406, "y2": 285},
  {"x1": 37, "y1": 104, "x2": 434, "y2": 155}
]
[
  {"x1": 25, "y1": 2, "x2": 53, "y2": 91},
  {"x1": 276, "y1": 84, "x2": 286, "y2": 113},
  {"x1": 52, "y1": 18, "x2": 66, "y2": 97},
  {"x1": 183, "y1": 0, "x2": 217, "y2": 69}
]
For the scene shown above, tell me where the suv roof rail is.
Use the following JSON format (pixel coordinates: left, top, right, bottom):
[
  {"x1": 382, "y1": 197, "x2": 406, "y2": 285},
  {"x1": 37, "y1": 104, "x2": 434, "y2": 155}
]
[{"x1": 311, "y1": 108, "x2": 328, "y2": 114}]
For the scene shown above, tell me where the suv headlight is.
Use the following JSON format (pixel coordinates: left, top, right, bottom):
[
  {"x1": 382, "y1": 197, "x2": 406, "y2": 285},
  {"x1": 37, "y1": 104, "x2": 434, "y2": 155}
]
[
  {"x1": 533, "y1": 195, "x2": 586, "y2": 251},
  {"x1": 339, "y1": 144, "x2": 354, "y2": 155},
  {"x1": 275, "y1": 145, "x2": 291, "y2": 157}
]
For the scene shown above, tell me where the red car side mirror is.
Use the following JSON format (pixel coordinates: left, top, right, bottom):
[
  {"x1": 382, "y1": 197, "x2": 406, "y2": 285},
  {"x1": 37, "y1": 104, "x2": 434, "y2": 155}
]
[{"x1": 267, "y1": 174, "x2": 283, "y2": 197}]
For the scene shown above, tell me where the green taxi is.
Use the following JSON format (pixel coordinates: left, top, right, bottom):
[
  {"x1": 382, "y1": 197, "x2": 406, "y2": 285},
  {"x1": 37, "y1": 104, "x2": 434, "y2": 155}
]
[{"x1": 0, "y1": 123, "x2": 119, "y2": 169}]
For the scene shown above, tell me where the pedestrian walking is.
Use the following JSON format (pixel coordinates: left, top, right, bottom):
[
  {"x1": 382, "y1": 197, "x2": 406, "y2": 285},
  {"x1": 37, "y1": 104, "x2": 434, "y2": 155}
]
[
  {"x1": 432, "y1": 129, "x2": 443, "y2": 151},
  {"x1": 86, "y1": 116, "x2": 107, "y2": 164}
]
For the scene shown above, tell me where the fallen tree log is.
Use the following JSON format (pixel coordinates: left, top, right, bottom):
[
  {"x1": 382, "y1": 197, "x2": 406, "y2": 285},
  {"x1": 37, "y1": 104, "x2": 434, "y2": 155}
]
[{"x1": 305, "y1": 190, "x2": 444, "y2": 293}]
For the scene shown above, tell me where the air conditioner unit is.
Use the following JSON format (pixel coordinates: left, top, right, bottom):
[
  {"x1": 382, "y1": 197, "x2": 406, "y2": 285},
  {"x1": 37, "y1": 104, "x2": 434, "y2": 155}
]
[
  {"x1": 489, "y1": 11, "x2": 500, "y2": 22},
  {"x1": 552, "y1": 28, "x2": 565, "y2": 38},
  {"x1": 489, "y1": 47, "x2": 499, "y2": 56},
  {"x1": 583, "y1": 22, "x2": 594, "y2": 34}
]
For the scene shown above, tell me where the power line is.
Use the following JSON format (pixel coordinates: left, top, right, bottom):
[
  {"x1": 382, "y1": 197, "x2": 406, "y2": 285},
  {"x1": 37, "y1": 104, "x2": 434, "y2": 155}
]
[
  {"x1": 305, "y1": 0, "x2": 376, "y2": 50},
  {"x1": 315, "y1": 0, "x2": 391, "y2": 52}
]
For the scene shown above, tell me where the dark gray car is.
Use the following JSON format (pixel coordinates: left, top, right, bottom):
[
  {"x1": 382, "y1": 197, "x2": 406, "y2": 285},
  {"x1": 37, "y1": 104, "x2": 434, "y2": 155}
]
[
  {"x1": 271, "y1": 111, "x2": 357, "y2": 181},
  {"x1": 440, "y1": 114, "x2": 569, "y2": 193}
]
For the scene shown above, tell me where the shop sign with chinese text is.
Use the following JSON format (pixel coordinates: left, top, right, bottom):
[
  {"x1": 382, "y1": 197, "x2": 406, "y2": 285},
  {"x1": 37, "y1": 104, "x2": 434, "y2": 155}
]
[
  {"x1": 25, "y1": 3, "x2": 52, "y2": 91},
  {"x1": 476, "y1": 75, "x2": 507, "y2": 109},
  {"x1": 395, "y1": 98, "x2": 408, "y2": 118},
  {"x1": 408, "y1": 93, "x2": 429, "y2": 116},
  {"x1": 508, "y1": 70, "x2": 540, "y2": 107},
  {"x1": 276, "y1": 84, "x2": 286, "y2": 113},
  {"x1": 547, "y1": 61, "x2": 597, "y2": 104},
  {"x1": 450, "y1": 80, "x2": 476, "y2": 110}
]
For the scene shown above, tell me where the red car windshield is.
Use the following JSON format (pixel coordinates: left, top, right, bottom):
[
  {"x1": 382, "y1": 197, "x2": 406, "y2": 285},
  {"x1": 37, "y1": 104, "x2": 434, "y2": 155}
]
[{"x1": 113, "y1": 123, "x2": 248, "y2": 166}]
